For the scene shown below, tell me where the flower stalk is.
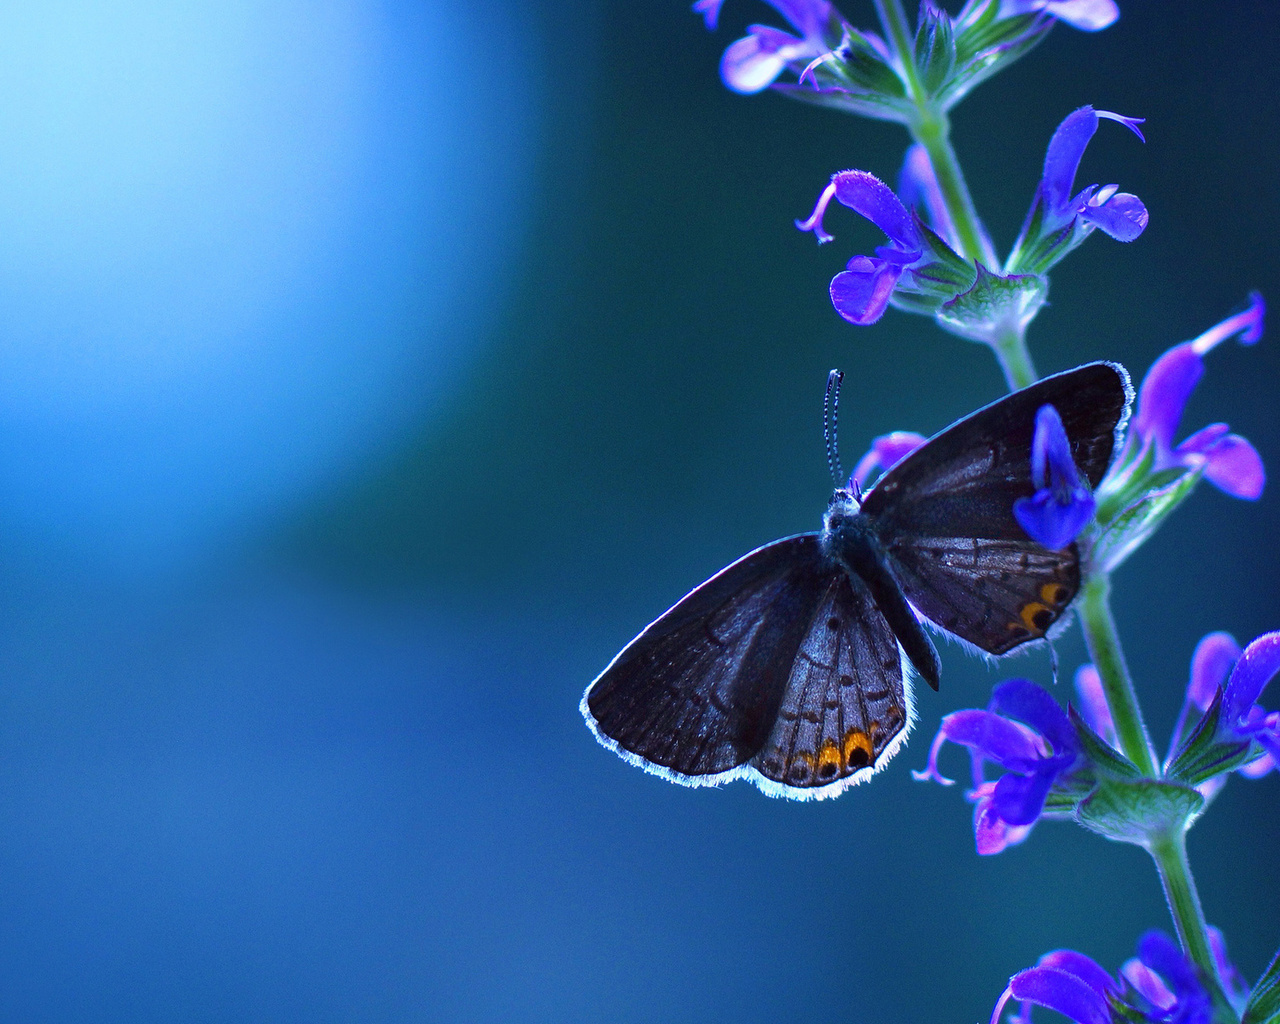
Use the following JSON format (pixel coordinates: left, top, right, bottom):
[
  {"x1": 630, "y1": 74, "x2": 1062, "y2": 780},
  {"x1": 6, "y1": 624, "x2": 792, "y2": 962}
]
[
  {"x1": 1079, "y1": 573, "x2": 1158, "y2": 777},
  {"x1": 1147, "y1": 830, "x2": 1238, "y2": 1023}
]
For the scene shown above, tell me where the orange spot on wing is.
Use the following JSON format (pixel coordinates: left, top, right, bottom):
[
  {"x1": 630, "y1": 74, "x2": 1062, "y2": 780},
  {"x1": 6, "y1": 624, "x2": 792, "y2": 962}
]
[
  {"x1": 1018, "y1": 601, "x2": 1050, "y2": 634},
  {"x1": 1040, "y1": 582, "x2": 1070, "y2": 606}
]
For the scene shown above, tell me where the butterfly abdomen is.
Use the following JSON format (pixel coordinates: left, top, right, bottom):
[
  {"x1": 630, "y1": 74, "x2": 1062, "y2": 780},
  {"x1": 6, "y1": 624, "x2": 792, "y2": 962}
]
[{"x1": 821, "y1": 493, "x2": 942, "y2": 691}]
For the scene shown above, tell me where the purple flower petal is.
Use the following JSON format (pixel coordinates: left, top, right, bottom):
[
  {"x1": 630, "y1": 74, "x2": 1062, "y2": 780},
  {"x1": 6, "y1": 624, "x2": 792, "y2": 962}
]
[
  {"x1": 1015, "y1": 488, "x2": 1095, "y2": 550},
  {"x1": 1187, "y1": 632, "x2": 1241, "y2": 710},
  {"x1": 899, "y1": 144, "x2": 963, "y2": 254},
  {"x1": 1041, "y1": 107, "x2": 1101, "y2": 216},
  {"x1": 850, "y1": 431, "x2": 927, "y2": 490},
  {"x1": 1178, "y1": 429, "x2": 1265, "y2": 500},
  {"x1": 1131, "y1": 342, "x2": 1202, "y2": 450},
  {"x1": 832, "y1": 170, "x2": 920, "y2": 250},
  {"x1": 1133, "y1": 930, "x2": 1211, "y2": 1023},
  {"x1": 1073, "y1": 665, "x2": 1118, "y2": 747},
  {"x1": 934, "y1": 708, "x2": 1047, "y2": 772},
  {"x1": 1008, "y1": 965, "x2": 1112, "y2": 1024},
  {"x1": 767, "y1": 0, "x2": 832, "y2": 38},
  {"x1": 991, "y1": 679, "x2": 1078, "y2": 756},
  {"x1": 992, "y1": 768, "x2": 1058, "y2": 826},
  {"x1": 1035, "y1": 950, "x2": 1119, "y2": 999},
  {"x1": 1121, "y1": 957, "x2": 1176, "y2": 1012},
  {"x1": 973, "y1": 784, "x2": 1034, "y2": 855},
  {"x1": 721, "y1": 26, "x2": 813, "y2": 93},
  {"x1": 1014, "y1": 404, "x2": 1096, "y2": 549},
  {"x1": 1207, "y1": 926, "x2": 1250, "y2": 1010},
  {"x1": 830, "y1": 256, "x2": 904, "y2": 324},
  {"x1": 1033, "y1": 0, "x2": 1119, "y2": 31},
  {"x1": 1081, "y1": 189, "x2": 1148, "y2": 241},
  {"x1": 1224, "y1": 631, "x2": 1280, "y2": 722}
]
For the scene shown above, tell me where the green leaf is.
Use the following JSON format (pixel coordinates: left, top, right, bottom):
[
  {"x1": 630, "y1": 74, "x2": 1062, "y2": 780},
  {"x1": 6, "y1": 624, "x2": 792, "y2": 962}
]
[
  {"x1": 1244, "y1": 948, "x2": 1280, "y2": 1024},
  {"x1": 1092, "y1": 464, "x2": 1203, "y2": 573},
  {"x1": 944, "y1": 9, "x2": 1052, "y2": 109},
  {"x1": 915, "y1": 220, "x2": 973, "y2": 278},
  {"x1": 1068, "y1": 706, "x2": 1143, "y2": 780},
  {"x1": 771, "y1": 84, "x2": 913, "y2": 124},
  {"x1": 802, "y1": 27, "x2": 907, "y2": 99},
  {"x1": 1166, "y1": 690, "x2": 1257, "y2": 787},
  {"x1": 1076, "y1": 779, "x2": 1203, "y2": 846}
]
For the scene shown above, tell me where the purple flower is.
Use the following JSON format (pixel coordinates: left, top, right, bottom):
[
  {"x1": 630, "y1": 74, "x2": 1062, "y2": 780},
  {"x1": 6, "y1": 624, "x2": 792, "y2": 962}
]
[
  {"x1": 1176, "y1": 630, "x2": 1280, "y2": 780},
  {"x1": 991, "y1": 931, "x2": 1217, "y2": 1024},
  {"x1": 914, "y1": 679, "x2": 1082, "y2": 855},
  {"x1": 1122, "y1": 293, "x2": 1266, "y2": 500},
  {"x1": 849, "y1": 430, "x2": 926, "y2": 491},
  {"x1": 693, "y1": 0, "x2": 839, "y2": 94},
  {"x1": 1014, "y1": 404, "x2": 1096, "y2": 549},
  {"x1": 1008, "y1": 107, "x2": 1148, "y2": 274},
  {"x1": 997, "y1": 0, "x2": 1119, "y2": 32},
  {"x1": 796, "y1": 170, "x2": 941, "y2": 324}
]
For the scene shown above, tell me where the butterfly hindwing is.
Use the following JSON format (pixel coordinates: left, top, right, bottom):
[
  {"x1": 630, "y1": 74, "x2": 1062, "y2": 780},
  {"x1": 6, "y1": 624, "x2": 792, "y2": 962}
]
[
  {"x1": 860, "y1": 362, "x2": 1130, "y2": 654},
  {"x1": 749, "y1": 570, "x2": 910, "y2": 796},
  {"x1": 583, "y1": 535, "x2": 835, "y2": 780},
  {"x1": 882, "y1": 535, "x2": 1079, "y2": 654}
]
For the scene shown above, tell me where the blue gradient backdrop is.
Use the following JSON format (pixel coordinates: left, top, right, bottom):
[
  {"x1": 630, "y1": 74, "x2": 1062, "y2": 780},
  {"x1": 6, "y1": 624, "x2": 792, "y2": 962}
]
[{"x1": 0, "y1": 2, "x2": 1276, "y2": 1022}]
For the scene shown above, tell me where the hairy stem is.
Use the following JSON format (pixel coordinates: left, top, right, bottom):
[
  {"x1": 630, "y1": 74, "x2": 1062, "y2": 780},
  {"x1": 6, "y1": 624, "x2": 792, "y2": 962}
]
[
  {"x1": 1148, "y1": 831, "x2": 1238, "y2": 1023},
  {"x1": 1078, "y1": 573, "x2": 1158, "y2": 777},
  {"x1": 991, "y1": 322, "x2": 1038, "y2": 391}
]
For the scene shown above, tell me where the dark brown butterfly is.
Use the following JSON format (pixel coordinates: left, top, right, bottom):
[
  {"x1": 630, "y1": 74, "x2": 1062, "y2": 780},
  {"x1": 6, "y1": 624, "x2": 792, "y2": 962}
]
[{"x1": 581, "y1": 362, "x2": 1132, "y2": 799}]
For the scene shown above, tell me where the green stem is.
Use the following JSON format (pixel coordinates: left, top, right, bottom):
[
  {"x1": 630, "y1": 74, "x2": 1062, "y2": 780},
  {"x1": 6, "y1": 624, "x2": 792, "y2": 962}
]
[
  {"x1": 991, "y1": 322, "x2": 1038, "y2": 391},
  {"x1": 1148, "y1": 831, "x2": 1238, "y2": 1023},
  {"x1": 1078, "y1": 573, "x2": 1158, "y2": 777}
]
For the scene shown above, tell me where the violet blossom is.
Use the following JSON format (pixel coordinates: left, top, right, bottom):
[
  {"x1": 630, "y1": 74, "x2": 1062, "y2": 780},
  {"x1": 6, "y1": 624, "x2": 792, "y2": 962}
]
[
  {"x1": 1120, "y1": 293, "x2": 1266, "y2": 500},
  {"x1": 796, "y1": 170, "x2": 961, "y2": 324},
  {"x1": 914, "y1": 679, "x2": 1083, "y2": 854},
  {"x1": 849, "y1": 430, "x2": 926, "y2": 491},
  {"x1": 693, "y1": 0, "x2": 840, "y2": 94},
  {"x1": 1014, "y1": 404, "x2": 1096, "y2": 550},
  {"x1": 1007, "y1": 106, "x2": 1148, "y2": 275}
]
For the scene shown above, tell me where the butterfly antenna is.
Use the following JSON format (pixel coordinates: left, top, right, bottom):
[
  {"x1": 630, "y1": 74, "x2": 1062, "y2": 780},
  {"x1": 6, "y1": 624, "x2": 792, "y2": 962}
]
[
  {"x1": 824, "y1": 369, "x2": 844, "y2": 487},
  {"x1": 1048, "y1": 640, "x2": 1060, "y2": 686}
]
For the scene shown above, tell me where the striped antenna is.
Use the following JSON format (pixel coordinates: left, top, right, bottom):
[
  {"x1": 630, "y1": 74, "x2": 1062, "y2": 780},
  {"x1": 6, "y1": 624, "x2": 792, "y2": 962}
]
[{"x1": 824, "y1": 369, "x2": 844, "y2": 487}]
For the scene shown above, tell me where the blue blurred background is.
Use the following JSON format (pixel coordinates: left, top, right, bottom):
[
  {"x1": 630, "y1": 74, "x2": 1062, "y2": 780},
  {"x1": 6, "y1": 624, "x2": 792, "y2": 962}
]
[{"x1": 0, "y1": 1, "x2": 1276, "y2": 1021}]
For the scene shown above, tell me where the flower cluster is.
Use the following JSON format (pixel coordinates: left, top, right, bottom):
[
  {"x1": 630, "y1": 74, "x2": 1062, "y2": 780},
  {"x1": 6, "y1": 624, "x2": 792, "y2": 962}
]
[{"x1": 794, "y1": 105, "x2": 1146, "y2": 345}]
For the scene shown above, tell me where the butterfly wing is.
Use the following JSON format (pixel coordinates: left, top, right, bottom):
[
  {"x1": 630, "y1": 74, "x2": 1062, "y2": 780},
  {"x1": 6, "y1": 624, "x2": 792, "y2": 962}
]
[
  {"x1": 859, "y1": 362, "x2": 1131, "y2": 653},
  {"x1": 748, "y1": 569, "x2": 911, "y2": 798},
  {"x1": 582, "y1": 534, "x2": 912, "y2": 798}
]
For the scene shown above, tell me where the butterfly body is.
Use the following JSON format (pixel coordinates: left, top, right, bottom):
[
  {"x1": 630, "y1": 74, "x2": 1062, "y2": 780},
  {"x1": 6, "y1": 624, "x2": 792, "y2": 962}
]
[{"x1": 583, "y1": 362, "x2": 1132, "y2": 800}]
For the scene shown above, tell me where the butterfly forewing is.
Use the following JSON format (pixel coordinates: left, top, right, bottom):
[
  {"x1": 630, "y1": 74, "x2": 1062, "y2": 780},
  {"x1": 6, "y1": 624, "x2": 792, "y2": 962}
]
[
  {"x1": 749, "y1": 572, "x2": 909, "y2": 793},
  {"x1": 584, "y1": 535, "x2": 833, "y2": 778},
  {"x1": 861, "y1": 362, "x2": 1130, "y2": 653}
]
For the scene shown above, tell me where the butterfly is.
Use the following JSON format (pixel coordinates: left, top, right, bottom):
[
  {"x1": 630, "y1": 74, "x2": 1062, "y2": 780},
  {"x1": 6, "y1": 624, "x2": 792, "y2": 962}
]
[{"x1": 581, "y1": 362, "x2": 1132, "y2": 800}]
